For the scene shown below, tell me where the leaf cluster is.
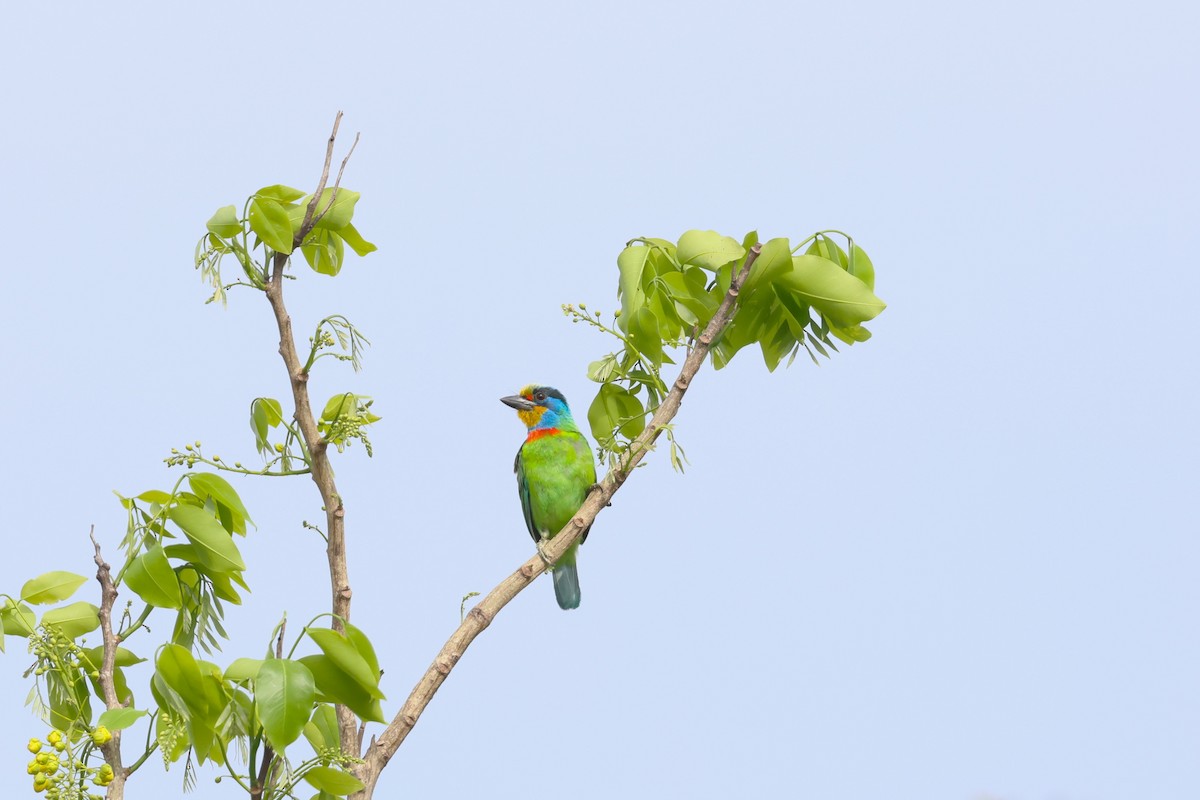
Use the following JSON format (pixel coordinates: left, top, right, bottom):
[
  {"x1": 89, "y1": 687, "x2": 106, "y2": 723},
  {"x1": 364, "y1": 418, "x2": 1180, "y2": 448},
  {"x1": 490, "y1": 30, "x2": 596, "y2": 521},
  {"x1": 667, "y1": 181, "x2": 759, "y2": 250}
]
[
  {"x1": 579, "y1": 229, "x2": 886, "y2": 466},
  {"x1": 195, "y1": 184, "x2": 376, "y2": 305}
]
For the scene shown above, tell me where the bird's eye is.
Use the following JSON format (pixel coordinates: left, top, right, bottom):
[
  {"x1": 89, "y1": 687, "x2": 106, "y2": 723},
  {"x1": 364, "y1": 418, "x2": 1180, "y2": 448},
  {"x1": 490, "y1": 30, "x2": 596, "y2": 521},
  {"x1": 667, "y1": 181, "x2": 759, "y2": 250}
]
[{"x1": 534, "y1": 391, "x2": 546, "y2": 402}]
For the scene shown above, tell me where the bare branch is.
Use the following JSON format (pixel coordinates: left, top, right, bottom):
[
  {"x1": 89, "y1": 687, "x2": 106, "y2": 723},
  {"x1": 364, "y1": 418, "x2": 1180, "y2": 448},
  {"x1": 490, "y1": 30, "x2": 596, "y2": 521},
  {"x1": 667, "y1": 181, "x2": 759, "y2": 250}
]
[
  {"x1": 308, "y1": 132, "x2": 361, "y2": 232},
  {"x1": 90, "y1": 527, "x2": 129, "y2": 799},
  {"x1": 298, "y1": 112, "x2": 343, "y2": 239},
  {"x1": 353, "y1": 243, "x2": 765, "y2": 796}
]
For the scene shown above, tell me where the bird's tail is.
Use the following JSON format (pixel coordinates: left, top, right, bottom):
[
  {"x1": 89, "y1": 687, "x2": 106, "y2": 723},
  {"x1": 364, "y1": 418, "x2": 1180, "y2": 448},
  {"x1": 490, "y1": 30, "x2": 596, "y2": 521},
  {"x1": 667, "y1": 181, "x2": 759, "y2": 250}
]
[{"x1": 552, "y1": 546, "x2": 581, "y2": 610}]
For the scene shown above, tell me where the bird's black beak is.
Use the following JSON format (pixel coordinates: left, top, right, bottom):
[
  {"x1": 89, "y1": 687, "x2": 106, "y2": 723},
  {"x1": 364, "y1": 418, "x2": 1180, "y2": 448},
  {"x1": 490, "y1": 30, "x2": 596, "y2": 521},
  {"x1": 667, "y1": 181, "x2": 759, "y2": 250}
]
[{"x1": 500, "y1": 395, "x2": 536, "y2": 411}]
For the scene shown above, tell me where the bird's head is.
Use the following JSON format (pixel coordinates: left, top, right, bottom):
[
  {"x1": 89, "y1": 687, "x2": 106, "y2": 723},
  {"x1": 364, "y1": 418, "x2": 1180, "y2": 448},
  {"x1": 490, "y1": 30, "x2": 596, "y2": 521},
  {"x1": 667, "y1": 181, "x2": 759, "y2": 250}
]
[{"x1": 500, "y1": 385, "x2": 578, "y2": 432}]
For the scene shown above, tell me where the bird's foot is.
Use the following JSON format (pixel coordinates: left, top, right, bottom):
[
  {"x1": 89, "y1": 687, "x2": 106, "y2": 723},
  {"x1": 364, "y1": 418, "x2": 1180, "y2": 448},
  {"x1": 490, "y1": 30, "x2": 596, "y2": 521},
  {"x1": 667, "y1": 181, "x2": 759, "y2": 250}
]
[{"x1": 536, "y1": 540, "x2": 555, "y2": 571}]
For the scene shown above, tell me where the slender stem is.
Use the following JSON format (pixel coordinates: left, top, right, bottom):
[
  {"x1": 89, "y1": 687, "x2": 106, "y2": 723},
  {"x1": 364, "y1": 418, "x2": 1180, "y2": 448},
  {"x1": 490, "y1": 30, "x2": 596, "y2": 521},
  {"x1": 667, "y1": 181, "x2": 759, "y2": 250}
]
[
  {"x1": 352, "y1": 243, "x2": 764, "y2": 798},
  {"x1": 262, "y1": 112, "x2": 360, "y2": 758}
]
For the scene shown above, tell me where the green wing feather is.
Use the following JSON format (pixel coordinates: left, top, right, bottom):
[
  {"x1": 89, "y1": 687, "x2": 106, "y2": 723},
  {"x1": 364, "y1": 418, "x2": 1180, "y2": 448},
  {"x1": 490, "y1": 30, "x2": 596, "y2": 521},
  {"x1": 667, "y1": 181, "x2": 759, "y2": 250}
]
[{"x1": 514, "y1": 449, "x2": 540, "y2": 545}]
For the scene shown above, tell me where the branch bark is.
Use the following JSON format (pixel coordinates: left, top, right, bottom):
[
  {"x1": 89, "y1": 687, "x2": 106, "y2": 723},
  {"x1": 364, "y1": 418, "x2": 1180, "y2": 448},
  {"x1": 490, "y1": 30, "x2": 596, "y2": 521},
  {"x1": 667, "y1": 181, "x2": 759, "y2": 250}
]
[
  {"x1": 262, "y1": 112, "x2": 360, "y2": 757},
  {"x1": 90, "y1": 528, "x2": 128, "y2": 800},
  {"x1": 352, "y1": 243, "x2": 764, "y2": 798}
]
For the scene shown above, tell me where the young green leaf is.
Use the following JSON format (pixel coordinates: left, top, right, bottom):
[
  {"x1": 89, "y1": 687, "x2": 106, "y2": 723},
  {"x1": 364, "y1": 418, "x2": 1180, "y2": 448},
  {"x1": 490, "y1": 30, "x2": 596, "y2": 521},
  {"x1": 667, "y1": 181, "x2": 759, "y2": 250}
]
[
  {"x1": 97, "y1": 707, "x2": 148, "y2": 731},
  {"x1": 304, "y1": 703, "x2": 340, "y2": 751},
  {"x1": 848, "y1": 243, "x2": 876, "y2": 290},
  {"x1": 156, "y1": 644, "x2": 209, "y2": 716},
  {"x1": 298, "y1": 654, "x2": 385, "y2": 723},
  {"x1": 188, "y1": 472, "x2": 254, "y2": 528},
  {"x1": 616, "y1": 244, "x2": 650, "y2": 330},
  {"x1": 338, "y1": 222, "x2": 377, "y2": 256},
  {"x1": 41, "y1": 602, "x2": 100, "y2": 638},
  {"x1": 123, "y1": 545, "x2": 183, "y2": 609},
  {"x1": 81, "y1": 645, "x2": 144, "y2": 669},
  {"x1": 255, "y1": 184, "x2": 307, "y2": 203},
  {"x1": 307, "y1": 628, "x2": 385, "y2": 699},
  {"x1": 248, "y1": 197, "x2": 295, "y2": 254},
  {"x1": 740, "y1": 237, "x2": 792, "y2": 299},
  {"x1": 301, "y1": 228, "x2": 346, "y2": 276},
  {"x1": 21, "y1": 571, "x2": 88, "y2": 605},
  {"x1": 255, "y1": 659, "x2": 317, "y2": 751},
  {"x1": 307, "y1": 188, "x2": 361, "y2": 230},
  {"x1": 2, "y1": 600, "x2": 37, "y2": 637},
  {"x1": 304, "y1": 766, "x2": 365, "y2": 795},
  {"x1": 223, "y1": 658, "x2": 264, "y2": 683},
  {"x1": 206, "y1": 206, "x2": 242, "y2": 239},
  {"x1": 587, "y1": 354, "x2": 619, "y2": 383},
  {"x1": 676, "y1": 230, "x2": 745, "y2": 270},
  {"x1": 777, "y1": 255, "x2": 886, "y2": 330},
  {"x1": 169, "y1": 505, "x2": 246, "y2": 573},
  {"x1": 343, "y1": 622, "x2": 381, "y2": 683}
]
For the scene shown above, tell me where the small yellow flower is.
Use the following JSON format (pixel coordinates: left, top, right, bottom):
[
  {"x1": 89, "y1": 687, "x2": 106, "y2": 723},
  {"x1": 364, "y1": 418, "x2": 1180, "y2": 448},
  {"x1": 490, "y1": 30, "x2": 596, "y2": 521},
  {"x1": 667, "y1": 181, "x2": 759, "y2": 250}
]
[
  {"x1": 91, "y1": 726, "x2": 112, "y2": 746},
  {"x1": 27, "y1": 738, "x2": 42, "y2": 754}
]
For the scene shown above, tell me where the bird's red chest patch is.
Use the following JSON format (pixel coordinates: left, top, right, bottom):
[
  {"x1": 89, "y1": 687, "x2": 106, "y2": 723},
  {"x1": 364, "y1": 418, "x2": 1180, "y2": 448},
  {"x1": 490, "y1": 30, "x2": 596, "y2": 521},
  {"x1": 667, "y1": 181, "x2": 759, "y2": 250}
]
[{"x1": 525, "y1": 427, "x2": 562, "y2": 444}]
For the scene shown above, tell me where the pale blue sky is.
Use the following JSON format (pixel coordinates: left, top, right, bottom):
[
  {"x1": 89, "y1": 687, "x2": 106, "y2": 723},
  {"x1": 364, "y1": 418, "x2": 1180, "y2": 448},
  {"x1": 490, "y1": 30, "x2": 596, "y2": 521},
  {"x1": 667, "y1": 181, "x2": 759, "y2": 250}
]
[{"x1": 2, "y1": 1, "x2": 1197, "y2": 798}]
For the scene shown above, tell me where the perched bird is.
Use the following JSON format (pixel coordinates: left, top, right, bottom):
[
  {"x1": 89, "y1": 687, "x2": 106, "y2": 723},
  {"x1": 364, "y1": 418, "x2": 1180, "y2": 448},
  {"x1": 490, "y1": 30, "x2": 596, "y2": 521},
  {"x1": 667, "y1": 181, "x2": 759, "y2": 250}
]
[{"x1": 501, "y1": 385, "x2": 597, "y2": 610}]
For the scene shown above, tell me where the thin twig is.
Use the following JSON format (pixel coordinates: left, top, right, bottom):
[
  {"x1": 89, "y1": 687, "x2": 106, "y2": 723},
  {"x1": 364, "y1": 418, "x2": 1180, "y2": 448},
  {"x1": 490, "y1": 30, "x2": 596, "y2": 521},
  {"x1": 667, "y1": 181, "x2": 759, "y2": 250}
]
[
  {"x1": 308, "y1": 132, "x2": 361, "y2": 231},
  {"x1": 90, "y1": 527, "x2": 129, "y2": 799},
  {"x1": 299, "y1": 112, "x2": 343, "y2": 239},
  {"x1": 352, "y1": 243, "x2": 765, "y2": 797}
]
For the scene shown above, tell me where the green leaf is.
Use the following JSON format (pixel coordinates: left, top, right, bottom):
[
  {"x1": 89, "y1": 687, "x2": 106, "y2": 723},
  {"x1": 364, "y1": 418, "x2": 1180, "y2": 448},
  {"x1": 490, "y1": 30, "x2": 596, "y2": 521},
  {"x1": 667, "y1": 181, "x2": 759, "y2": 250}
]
[
  {"x1": 223, "y1": 658, "x2": 264, "y2": 683},
  {"x1": 338, "y1": 222, "x2": 377, "y2": 257},
  {"x1": 777, "y1": 255, "x2": 886, "y2": 330},
  {"x1": 42, "y1": 602, "x2": 100, "y2": 638},
  {"x1": 307, "y1": 628, "x2": 385, "y2": 699},
  {"x1": 81, "y1": 645, "x2": 144, "y2": 668},
  {"x1": 98, "y1": 707, "x2": 148, "y2": 731},
  {"x1": 189, "y1": 472, "x2": 253, "y2": 529},
  {"x1": 256, "y1": 659, "x2": 316, "y2": 751},
  {"x1": 308, "y1": 188, "x2": 361, "y2": 230},
  {"x1": 256, "y1": 184, "x2": 307, "y2": 203},
  {"x1": 206, "y1": 206, "x2": 242, "y2": 239},
  {"x1": 136, "y1": 489, "x2": 175, "y2": 506},
  {"x1": 301, "y1": 228, "x2": 346, "y2": 276},
  {"x1": 628, "y1": 307, "x2": 663, "y2": 368},
  {"x1": 587, "y1": 384, "x2": 645, "y2": 448},
  {"x1": 848, "y1": 243, "x2": 876, "y2": 291},
  {"x1": 1, "y1": 599, "x2": 36, "y2": 637},
  {"x1": 343, "y1": 622, "x2": 380, "y2": 683},
  {"x1": 298, "y1": 654, "x2": 385, "y2": 723},
  {"x1": 586, "y1": 354, "x2": 619, "y2": 383},
  {"x1": 303, "y1": 704, "x2": 340, "y2": 751},
  {"x1": 156, "y1": 644, "x2": 209, "y2": 715},
  {"x1": 806, "y1": 235, "x2": 849, "y2": 269},
  {"x1": 251, "y1": 397, "x2": 283, "y2": 457},
  {"x1": 676, "y1": 230, "x2": 745, "y2": 270},
  {"x1": 616, "y1": 244, "x2": 649, "y2": 331},
  {"x1": 21, "y1": 571, "x2": 88, "y2": 605},
  {"x1": 123, "y1": 545, "x2": 183, "y2": 609},
  {"x1": 49, "y1": 670, "x2": 91, "y2": 730},
  {"x1": 740, "y1": 237, "x2": 792, "y2": 298},
  {"x1": 169, "y1": 505, "x2": 246, "y2": 573},
  {"x1": 304, "y1": 766, "x2": 365, "y2": 795},
  {"x1": 248, "y1": 197, "x2": 294, "y2": 254}
]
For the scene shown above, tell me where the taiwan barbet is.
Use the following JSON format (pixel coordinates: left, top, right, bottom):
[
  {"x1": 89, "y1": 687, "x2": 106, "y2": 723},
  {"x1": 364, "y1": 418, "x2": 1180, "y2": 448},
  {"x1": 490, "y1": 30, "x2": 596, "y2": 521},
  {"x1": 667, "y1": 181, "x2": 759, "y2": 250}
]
[{"x1": 500, "y1": 385, "x2": 597, "y2": 610}]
